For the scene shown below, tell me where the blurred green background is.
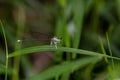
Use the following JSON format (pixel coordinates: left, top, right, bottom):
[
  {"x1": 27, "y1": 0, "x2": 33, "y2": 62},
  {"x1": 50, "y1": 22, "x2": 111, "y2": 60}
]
[{"x1": 0, "y1": 0, "x2": 120, "y2": 80}]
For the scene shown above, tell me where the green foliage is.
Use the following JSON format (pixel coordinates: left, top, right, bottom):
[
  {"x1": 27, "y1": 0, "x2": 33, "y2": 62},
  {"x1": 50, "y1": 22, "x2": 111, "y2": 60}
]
[
  {"x1": 0, "y1": 20, "x2": 9, "y2": 80},
  {"x1": 8, "y1": 45, "x2": 119, "y2": 60},
  {"x1": 27, "y1": 57, "x2": 102, "y2": 80},
  {"x1": 0, "y1": 0, "x2": 120, "y2": 80}
]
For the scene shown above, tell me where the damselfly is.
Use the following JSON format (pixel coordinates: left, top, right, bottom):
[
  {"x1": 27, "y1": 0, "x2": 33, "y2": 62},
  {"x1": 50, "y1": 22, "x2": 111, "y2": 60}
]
[{"x1": 17, "y1": 32, "x2": 62, "y2": 48}]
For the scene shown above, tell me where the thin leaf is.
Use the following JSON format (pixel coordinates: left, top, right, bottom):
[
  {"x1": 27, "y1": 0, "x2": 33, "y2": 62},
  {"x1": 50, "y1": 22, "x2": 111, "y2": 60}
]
[
  {"x1": 99, "y1": 37, "x2": 114, "y2": 79},
  {"x1": 27, "y1": 56, "x2": 102, "y2": 80},
  {"x1": 72, "y1": 0, "x2": 85, "y2": 59},
  {"x1": 106, "y1": 32, "x2": 115, "y2": 69},
  {"x1": 0, "y1": 20, "x2": 9, "y2": 80},
  {"x1": 8, "y1": 45, "x2": 120, "y2": 60}
]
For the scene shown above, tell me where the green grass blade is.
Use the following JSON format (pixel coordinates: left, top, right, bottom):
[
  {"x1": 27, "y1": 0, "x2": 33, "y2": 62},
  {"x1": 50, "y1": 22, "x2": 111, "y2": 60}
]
[
  {"x1": 99, "y1": 37, "x2": 114, "y2": 79},
  {"x1": 8, "y1": 45, "x2": 120, "y2": 60},
  {"x1": 106, "y1": 32, "x2": 115, "y2": 69},
  {"x1": 99, "y1": 37, "x2": 108, "y2": 63},
  {"x1": 12, "y1": 5, "x2": 25, "y2": 80},
  {"x1": 55, "y1": 1, "x2": 71, "y2": 79},
  {"x1": 0, "y1": 20, "x2": 9, "y2": 80},
  {"x1": 27, "y1": 56, "x2": 102, "y2": 80},
  {"x1": 72, "y1": 0, "x2": 85, "y2": 59},
  {"x1": 55, "y1": 16, "x2": 65, "y2": 62}
]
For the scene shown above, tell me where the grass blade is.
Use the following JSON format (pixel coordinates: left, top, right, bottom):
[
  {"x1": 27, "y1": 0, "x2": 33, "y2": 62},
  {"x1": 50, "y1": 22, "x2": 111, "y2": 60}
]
[
  {"x1": 99, "y1": 36, "x2": 114, "y2": 79},
  {"x1": 8, "y1": 45, "x2": 120, "y2": 60},
  {"x1": 106, "y1": 32, "x2": 115, "y2": 69},
  {"x1": 27, "y1": 56, "x2": 102, "y2": 80},
  {"x1": 72, "y1": 0, "x2": 85, "y2": 59},
  {"x1": 0, "y1": 20, "x2": 9, "y2": 80},
  {"x1": 12, "y1": 5, "x2": 25, "y2": 80},
  {"x1": 99, "y1": 37, "x2": 108, "y2": 63}
]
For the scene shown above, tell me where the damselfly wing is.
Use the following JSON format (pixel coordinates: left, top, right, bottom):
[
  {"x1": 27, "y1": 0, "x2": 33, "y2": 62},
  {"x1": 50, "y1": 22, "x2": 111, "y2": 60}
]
[
  {"x1": 19, "y1": 32, "x2": 61, "y2": 48},
  {"x1": 17, "y1": 32, "x2": 53, "y2": 47}
]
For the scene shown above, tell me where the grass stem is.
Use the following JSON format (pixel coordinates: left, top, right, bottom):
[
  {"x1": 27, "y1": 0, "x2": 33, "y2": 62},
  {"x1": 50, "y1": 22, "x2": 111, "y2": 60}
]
[
  {"x1": 0, "y1": 20, "x2": 9, "y2": 80},
  {"x1": 106, "y1": 32, "x2": 115, "y2": 69}
]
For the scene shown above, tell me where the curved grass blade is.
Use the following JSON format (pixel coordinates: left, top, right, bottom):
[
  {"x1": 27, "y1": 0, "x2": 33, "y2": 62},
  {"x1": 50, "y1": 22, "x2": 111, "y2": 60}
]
[
  {"x1": 8, "y1": 45, "x2": 120, "y2": 60},
  {"x1": 0, "y1": 20, "x2": 9, "y2": 80},
  {"x1": 26, "y1": 56, "x2": 102, "y2": 80}
]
